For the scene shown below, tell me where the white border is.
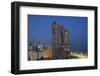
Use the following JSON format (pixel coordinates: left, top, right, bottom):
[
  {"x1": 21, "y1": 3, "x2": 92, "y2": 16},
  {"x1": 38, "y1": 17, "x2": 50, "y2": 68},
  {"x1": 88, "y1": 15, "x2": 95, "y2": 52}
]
[{"x1": 20, "y1": 6, "x2": 95, "y2": 70}]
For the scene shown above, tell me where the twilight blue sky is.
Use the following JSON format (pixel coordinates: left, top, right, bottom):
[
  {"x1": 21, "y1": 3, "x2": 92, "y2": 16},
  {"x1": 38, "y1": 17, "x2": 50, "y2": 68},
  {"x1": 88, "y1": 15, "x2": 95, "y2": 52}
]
[{"x1": 28, "y1": 15, "x2": 88, "y2": 51}]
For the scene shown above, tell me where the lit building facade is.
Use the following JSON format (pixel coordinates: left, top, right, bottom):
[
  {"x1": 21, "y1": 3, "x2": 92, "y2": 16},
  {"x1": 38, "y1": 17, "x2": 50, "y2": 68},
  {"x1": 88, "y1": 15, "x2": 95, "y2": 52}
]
[{"x1": 52, "y1": 21, "x2": 70, "y2": 59}]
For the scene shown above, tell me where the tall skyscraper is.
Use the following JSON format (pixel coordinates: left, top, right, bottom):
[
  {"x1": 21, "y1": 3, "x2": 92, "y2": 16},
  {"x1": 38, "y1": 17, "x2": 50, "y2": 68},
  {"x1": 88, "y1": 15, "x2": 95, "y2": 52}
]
[
  {"x1": 52, "y1": 21, "x2": 61, "y2": 59},
  {"x1": 52, "y1": 21, "x2": 70, "y2": 59}
]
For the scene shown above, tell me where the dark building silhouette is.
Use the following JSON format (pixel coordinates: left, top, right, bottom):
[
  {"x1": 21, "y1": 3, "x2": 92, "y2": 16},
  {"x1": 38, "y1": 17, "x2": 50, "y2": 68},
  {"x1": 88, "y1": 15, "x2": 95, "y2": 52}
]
[{"x1": 52, "y1": 21, "x2": 70, "y2": 59}]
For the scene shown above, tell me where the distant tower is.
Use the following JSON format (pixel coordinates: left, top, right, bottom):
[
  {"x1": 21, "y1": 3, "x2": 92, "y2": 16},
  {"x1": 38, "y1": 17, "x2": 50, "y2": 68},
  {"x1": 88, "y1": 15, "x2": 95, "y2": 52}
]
[
  {"x1": 52, "y1": 21, "x2": 70, "y2": 59},
  {"x1": 60, "y1": 25, "x2": 70, "y2": 58}
]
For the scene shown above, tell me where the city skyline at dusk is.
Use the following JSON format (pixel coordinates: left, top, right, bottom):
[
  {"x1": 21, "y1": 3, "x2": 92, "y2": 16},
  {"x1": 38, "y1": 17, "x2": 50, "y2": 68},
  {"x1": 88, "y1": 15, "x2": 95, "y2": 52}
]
[{"x1": 28, "y1": 15, "x2": 88, "y2": 51}]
